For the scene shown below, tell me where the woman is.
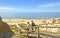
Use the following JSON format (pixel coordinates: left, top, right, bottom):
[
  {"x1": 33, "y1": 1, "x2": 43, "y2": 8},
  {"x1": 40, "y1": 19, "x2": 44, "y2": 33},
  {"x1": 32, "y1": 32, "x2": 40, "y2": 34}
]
[{"x1": 27, "y1": 22, "x2": 31, "y2": 32}]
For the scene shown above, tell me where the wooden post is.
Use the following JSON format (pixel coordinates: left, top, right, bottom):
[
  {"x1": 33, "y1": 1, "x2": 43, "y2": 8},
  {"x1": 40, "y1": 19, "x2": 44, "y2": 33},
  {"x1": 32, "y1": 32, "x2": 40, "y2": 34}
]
[
  {"x1": 19, "y1": 29, "x2": 21, "y2": 35},
  {"x1": 37, "y1": 27, "x2": 40, "y2": 38},
  {"x1": 35, "y1": 26, "x2": 36, "y2": 31},
  {"x1": 46, "y1": 24, "x2": 48, "y2": 31},
  {"x1": 27, "y1": 30, "x2": 29, "y2": 38}
]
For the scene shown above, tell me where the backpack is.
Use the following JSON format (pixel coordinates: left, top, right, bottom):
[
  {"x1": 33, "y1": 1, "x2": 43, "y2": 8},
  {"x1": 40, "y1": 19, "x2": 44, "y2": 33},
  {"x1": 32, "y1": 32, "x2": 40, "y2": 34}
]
[{"x1": 32, "y1": 22, "x2": 35, "y2": 26}]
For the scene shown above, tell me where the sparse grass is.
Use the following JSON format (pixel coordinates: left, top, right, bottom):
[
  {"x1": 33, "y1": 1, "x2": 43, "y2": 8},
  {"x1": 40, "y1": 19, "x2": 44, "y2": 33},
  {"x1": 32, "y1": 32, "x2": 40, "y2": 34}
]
[
  {"x1": 10, "y1": 24, "x2": 27, "y2": 38},
  {"x1": 11, "y1": 33, "x2": 27, "y2": 38}
]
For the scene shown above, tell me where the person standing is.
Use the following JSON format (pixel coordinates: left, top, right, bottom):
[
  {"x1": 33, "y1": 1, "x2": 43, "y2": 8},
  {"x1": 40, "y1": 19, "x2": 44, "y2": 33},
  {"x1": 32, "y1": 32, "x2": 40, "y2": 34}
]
[
  {"x1": 27, "y1": 22, "x2": 31, "y2": 32},
  {"x1": 31, "y1": 20, "x2": 35, "y2": 31}
]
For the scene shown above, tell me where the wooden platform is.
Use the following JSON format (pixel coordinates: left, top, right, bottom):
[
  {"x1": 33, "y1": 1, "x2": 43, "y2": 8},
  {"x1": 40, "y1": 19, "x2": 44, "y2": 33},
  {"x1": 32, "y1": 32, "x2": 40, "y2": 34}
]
[
  {"x1": 21, "y1": 32, "x2": 60, "y2": 38},
  {"x1": 15, "y1": 24, "x2": 60, "y2": 38}
]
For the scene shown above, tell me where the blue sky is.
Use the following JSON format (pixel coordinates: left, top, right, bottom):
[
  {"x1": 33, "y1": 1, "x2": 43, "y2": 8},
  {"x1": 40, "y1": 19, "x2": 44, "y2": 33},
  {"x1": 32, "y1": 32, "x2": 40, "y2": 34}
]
[{"x1": 0, "y1": 0, "x2": 60, "y2": 18}]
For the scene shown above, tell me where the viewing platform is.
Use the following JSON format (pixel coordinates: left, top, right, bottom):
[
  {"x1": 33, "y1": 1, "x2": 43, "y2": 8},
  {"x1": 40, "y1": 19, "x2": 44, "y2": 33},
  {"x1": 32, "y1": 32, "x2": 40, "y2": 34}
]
[{"x1": 10, "y1": 23, "x2": 60, "y2": 38}]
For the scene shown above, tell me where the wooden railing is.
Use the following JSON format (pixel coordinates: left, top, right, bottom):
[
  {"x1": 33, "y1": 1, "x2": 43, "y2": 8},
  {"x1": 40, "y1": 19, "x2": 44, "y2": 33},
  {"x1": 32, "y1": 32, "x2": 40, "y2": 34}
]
[
  {"x1": 30, "y1": 25, "x2": 60, "y2": 38},
  {"x1": 26, "y1": 23, "x2": 60, "y2": 38},
  {"x1": 10, "y1": 23, "x2": 60, "y2": 38}
]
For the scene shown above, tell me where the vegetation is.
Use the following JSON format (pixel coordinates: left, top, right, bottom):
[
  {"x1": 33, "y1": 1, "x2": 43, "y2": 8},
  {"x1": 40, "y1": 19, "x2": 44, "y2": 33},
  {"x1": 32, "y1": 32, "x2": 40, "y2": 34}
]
[
  {"x1": 9, "y1": 24, "x2": 27, "y2": 38},
  {"x1": 11, "y1": 33, "x2": 27, "y2": 38}
]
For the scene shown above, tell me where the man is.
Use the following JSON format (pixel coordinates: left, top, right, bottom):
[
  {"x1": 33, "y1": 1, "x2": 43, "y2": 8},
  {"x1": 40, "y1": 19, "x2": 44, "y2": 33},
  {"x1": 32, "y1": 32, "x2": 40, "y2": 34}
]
[
  {"x1": 31, "y1": 20, "x2": 35, "y2": 31},
  {"x1": 0, "y1": 17, "x2": 14, "y2": 38}
]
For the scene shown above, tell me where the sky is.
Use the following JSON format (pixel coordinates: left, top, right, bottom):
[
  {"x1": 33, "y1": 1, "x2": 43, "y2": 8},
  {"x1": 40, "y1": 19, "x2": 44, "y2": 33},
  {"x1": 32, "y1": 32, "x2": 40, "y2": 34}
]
[{"x1": 0, "y1": 0, "x2": 60, "y2": 18}]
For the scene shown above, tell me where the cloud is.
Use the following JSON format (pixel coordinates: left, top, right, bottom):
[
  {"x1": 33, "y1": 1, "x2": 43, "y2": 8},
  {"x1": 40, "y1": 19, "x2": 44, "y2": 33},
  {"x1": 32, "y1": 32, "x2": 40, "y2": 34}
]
[
  {"x1": 0, "y1": 6, "x2": 60, "y2": 13},
  {"x1": 38, "y1": 3, "x2": 60, "y2": 7},
  {"x1": 0, "y1": 7, "x2": 40, "y2": 12},
  {"x1": 0, "y1": 7, "x2": 43, "y2": 12},
  {"x1": 0, "y1": 7, "x2": 15, "y2": 12},
  {"x1": 12, "y1": 8, "x2": 41, "y2": 12}
]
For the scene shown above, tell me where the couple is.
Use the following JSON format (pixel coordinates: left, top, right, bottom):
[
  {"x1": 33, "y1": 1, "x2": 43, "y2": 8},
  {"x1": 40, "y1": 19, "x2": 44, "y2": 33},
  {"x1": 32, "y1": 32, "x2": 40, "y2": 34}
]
[{"x1": 27, "y1": 20, "x2": 35, "y2": 32}]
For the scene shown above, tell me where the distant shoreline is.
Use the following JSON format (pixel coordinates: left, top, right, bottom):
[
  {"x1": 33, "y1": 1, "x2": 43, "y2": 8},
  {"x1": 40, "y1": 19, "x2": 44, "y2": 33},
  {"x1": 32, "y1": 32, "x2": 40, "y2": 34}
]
[{"x1": 2, "y1": 17, "x2": 60, "y2": 19}]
